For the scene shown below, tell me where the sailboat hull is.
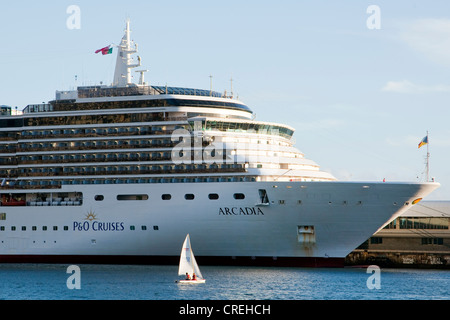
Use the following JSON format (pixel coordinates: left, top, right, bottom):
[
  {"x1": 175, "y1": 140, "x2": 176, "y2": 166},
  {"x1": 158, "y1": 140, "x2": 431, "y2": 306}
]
[{"x1": 177, "y1": 279, "x2": 206, "y2": 284}]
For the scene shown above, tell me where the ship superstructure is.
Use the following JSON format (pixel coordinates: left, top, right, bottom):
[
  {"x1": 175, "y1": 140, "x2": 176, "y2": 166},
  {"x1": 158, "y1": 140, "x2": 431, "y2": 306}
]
[{"x1": 0, "y1": 21, "x2": 439, "y2": 267}]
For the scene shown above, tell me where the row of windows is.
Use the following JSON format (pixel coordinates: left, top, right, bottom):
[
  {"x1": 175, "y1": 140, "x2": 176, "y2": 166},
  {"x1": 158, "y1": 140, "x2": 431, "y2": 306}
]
[
  {"x1": 24, "y1": 113, "x2": 164, "y2": 128},
  {"x1": 96, "y1": 193, "x2": 246, "y2": 201},
  {"x1": 199, "y1": 120, "x2": 294, "y2": 140},
  {"x1": 1, "y1": 164, "x2": 247, "y2": 180},
  {"x1": 369, "y1": 237, "x2": 445, "y2": 245},
  {"x1": 0, "y1": 176, "x2": 257, "y2": 189},
  {"x1": 0, "y1": 125, "x2": 182, "y2": 141},
  {"x1": 384, "y1": 217, "x2": 449, "y2": 230},
  {"x1": 3, "y1": 97, "x2": 252, "y2": 133},
  {"x1": 0, "y1": 113, "x2": 168, "y2": 131},
  {"x1": 19, "y1": 125, "x2": 183, "y2": 138},
  {"x1": 11, "y1": 163, "x2": 244, "y2": 172},
  {"x1": 12, "y1": 156, "x2": 239, "y2": 166},
  {"x1": 421, "y1": 238, "x2": 444, "y2": 245},
  {"x1": 2, "y1": 138, "x2": 183, "y2": 153},
  {"x1": 0, "y1": 225, "x2": 159, "y2": 231},
  {"x1": 49, "y1": 97, "x2": 251, "y2": 113}
]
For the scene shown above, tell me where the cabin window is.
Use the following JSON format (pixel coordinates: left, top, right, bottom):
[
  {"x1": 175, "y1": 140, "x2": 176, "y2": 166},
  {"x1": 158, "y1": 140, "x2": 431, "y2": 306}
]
[
  {"x1": 0, "y1": 213, "x2": 5, "y2": 220},
  {"x1": 130, "y1": 226, "x2": 135, "y2": 231},
  {"x1": 233, "y1": 193, "x2": 245, "y2": 200},
  {"x1": 162, "y1": 194, "x2": 171, "y2": 200},
  {"x1": 141, "y1": 226, "x2": 147, "y2": 230},
  {"x1": 185, "y1": 194, "x2": 195, "y2": 200},
  {"x1": 208, "y1": 193, "x2": 219, "y2": 200},
  {"x1": 117, "y1": 194, "x2": 148, "y2": 201},
  {"x1": 153, "y1": 226, "x2": 159, "y2": 230},
  {"x1": 422, "y1": 238, "x2": 443, "y2": 245},
  {"x1": 94, "y1": 195, "x2": 104, "y2": 201},
  {"x1": 370, "y1": 237, "x2": 383, "y2": 244}
]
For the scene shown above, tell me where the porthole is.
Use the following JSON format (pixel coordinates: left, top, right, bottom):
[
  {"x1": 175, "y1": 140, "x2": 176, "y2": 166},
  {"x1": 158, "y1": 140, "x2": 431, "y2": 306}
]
[
  {"x1": 208, "y1": 193, "x2": 219, "y2": 200},
  {"x1": 233, "y1": 193, "x2": 245, "y2": 200},
  {"x1": 185, "y1": 194, "x2": 195, "y2": 200}
]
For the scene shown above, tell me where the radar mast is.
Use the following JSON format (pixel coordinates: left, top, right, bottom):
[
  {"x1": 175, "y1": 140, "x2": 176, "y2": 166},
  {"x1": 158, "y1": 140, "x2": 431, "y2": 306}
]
[{"x1": 113, "y1": 19, "x2": 142, "y2": 87}]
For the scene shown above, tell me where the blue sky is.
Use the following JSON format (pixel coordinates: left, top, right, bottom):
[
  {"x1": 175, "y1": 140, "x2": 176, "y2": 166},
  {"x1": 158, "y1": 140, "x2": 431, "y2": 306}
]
[{"x1": 0, "y1": 1, "x2": 449, "y2": 199}]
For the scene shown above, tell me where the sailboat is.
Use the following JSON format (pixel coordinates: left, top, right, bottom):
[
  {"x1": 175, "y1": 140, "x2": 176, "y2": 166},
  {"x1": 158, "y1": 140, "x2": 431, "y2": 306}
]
[{"x1": 176, "y1": 234, "x2": 206, "y2": 284}]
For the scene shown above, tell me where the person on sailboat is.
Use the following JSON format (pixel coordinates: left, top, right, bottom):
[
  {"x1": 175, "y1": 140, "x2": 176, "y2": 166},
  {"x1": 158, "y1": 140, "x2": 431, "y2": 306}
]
[
  {"x1": 185, "y1": 272, "x2": 191, "y2": 280},
  {"x1": 192, "y1": 272, "x2": 197, "y2": 280}
]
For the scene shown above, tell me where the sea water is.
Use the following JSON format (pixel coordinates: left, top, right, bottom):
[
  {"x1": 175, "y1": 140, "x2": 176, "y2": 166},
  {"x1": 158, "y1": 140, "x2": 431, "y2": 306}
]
[{"x1": 0, "y1": 264, "x2": 448, "y2": 300}]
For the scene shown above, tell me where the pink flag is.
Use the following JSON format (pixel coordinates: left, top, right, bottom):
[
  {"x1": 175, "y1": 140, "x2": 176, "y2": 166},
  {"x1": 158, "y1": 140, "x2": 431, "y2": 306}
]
[{"x1": 95, "y1": 46, "x2": 113, "y2": 55}]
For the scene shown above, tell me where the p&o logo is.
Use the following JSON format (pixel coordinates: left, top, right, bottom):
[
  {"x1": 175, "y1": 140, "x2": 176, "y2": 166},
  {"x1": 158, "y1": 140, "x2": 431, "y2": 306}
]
[{"x1": 73, "y1": 211, "x2": 125, "y2": 232}]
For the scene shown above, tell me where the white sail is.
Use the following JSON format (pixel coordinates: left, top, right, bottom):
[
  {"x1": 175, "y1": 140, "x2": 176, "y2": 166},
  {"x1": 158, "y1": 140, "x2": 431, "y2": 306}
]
[{"x1": 178, "y1": 234, "x2": 203, "y2": 279}]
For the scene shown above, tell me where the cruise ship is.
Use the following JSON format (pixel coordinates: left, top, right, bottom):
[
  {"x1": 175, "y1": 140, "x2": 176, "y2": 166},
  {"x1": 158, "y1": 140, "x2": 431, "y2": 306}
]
[{"x1": 0, "y1": 21, "x2": 439, "y2": 267}]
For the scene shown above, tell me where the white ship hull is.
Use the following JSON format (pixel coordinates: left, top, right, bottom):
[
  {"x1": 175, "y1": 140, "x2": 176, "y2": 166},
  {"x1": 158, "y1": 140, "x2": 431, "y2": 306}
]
[{"x1": 0, "y1": 181, "x2": 439, "y2": 267}]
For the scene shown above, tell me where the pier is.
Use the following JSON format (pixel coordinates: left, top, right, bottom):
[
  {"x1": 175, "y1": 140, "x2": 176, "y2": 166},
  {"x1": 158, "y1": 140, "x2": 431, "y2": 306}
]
[{"x1": 346, "y1": 200, "x2": 450, "y2": 269}]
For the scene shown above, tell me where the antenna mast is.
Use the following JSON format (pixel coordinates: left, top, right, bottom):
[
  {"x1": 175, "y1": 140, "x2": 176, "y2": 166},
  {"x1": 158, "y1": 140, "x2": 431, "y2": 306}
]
[
  {"x1": 113, "y1": 19, "x2": 142, "y2": 87},
  {"x1": 209, "y1": 75, "x2": 213, "y2": 96},
  {"x1": 230, "y1": 77, "x2": 234, "y2": 98}
]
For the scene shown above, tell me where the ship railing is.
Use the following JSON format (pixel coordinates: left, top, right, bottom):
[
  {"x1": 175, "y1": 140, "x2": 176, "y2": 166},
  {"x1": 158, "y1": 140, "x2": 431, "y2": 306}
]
[
  {"x1": 0, "y1": 199, "x2": 83, "y2": 206},
  {"x1": 20, "y1": 166, "x2": 247, "y2": 177},
  {"x1": 0, "y1": 159, "x2": 17, "y2": 165},
  {"x1": 16, "y1": 140, "x2": 211, "y2": 153},
  {"x1": 77, "y1": 85, "x2": 160, "y2": 99},
  {"x1": 23, "y1": 104, "x2": 54, "y2": 114},
  {"x1": 0, "y1": 147, "x2": 17, "y2": 153},
  {"x1": 28, "y1": 199, "x2": 82, "y2": 206},
  {"x1": 17, "y1": 128, "x2": 184, "y2": 140},
  {"x1": 0, "y1": 184, "x2": 62, "y2": 190},
  {"x1": 75, "y1": 85, "x2": 231, "y2": 99},
  {"x1": 0, "y1": 137, "x2": 18, "y2": 142}
]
